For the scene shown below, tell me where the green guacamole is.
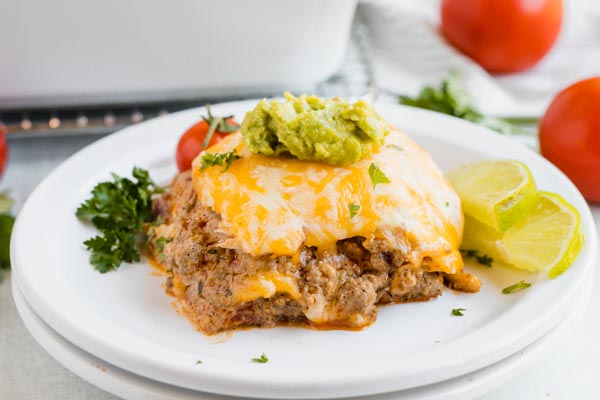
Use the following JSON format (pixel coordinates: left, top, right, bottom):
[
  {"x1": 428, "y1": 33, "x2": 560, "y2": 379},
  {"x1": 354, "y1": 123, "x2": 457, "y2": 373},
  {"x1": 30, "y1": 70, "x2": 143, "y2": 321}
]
[{"x1": 241, "y1": 92, "x2": 389, "y2": 166}]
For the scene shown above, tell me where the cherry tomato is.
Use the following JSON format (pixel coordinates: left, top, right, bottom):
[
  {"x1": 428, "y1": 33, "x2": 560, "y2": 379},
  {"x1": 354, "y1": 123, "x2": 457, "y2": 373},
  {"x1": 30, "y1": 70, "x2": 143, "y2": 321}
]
[
  {"x1": 0, "y1": 127, "x2": 7, "y2": 178},
  {"x1": 440, "y1": 0, "x2": 563, "y2": 73},
  {"x1": 539, "y1": 77, "x2": 600, "y2": 203},
  {"x1": 176, "y1": 106, "x2": 239, "y2": 172}
]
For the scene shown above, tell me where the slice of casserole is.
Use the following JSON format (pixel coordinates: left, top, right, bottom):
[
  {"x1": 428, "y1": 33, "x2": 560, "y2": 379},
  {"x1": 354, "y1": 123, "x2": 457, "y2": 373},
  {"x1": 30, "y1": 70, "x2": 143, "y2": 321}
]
[{"x1": 149, "y1": 128, "x2": 480, "y2": 335}]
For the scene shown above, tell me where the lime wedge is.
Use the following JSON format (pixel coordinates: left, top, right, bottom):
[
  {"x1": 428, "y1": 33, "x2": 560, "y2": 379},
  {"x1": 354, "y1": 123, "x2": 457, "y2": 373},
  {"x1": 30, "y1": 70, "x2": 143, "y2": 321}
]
[
  {"x1": 447, "y1": 160, "x2": 538, "y2": 232},
  {"x1": 462, "y1": 192, "x2": 584, "y2": 278}
]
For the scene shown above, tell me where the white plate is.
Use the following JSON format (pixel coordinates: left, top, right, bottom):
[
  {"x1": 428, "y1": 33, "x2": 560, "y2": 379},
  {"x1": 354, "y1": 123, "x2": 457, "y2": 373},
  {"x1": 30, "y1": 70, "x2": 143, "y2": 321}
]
[
  {"x1": 11, "y1": 100, "x2": 598, "y2": 399},
  {"x1": 12, "y1": 270, "x2": 594, "y2": 400}
]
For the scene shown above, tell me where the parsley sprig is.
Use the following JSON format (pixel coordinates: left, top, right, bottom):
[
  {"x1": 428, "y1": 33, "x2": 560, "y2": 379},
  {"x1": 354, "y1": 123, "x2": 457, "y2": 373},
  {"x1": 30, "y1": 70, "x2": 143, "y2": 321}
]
[
  {"x1": 399, "y1": 70, "x2": 525, "y2": 135},
  {"x1": 76, "y1": 167, "x2": 162, "y2": 273},
  {"x1": 200, "y1": 150, "x2": 241, "y2": 172}
]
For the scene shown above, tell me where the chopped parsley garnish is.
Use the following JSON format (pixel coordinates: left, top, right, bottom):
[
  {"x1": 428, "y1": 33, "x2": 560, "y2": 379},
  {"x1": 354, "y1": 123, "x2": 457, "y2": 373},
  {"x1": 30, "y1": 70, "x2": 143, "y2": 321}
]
[
  {"x1": 145, "y1": 216, "x2": 164, "y2": 245},
  {"x1": 445, "y1": 201, "x2": 450, "y2": 207},
  {"x1": 461, "y1": 249, "x2": 493, "y2": 267},
  {"x1": 251, "y1": 353, "x2": 269, "y2": 363},
  {"x1": 196, "y1": 359, "x2": 203, "y2": 365},
  {"x1": 349, "y1": 203, "x2": 360, "y2": 218},
  {"x1": 476, "y1": 254, "x2": 493, "y2": 267},
  {"x1": 399, "y1": 70, "x2": 525, "y2": 135},
  {"x1": 200, "y1": 150, "x2": 241, "y2": 172},
  {"x1": 155, "y1": 237, "x2": 172, "y2": 262},
  {"x1": 368, "y1": 163, "x2": 391, "y2": 188},
  {"x1": 451, "y1": 308, "x2": 466, "y2": 316},
  {"x1": 76, "y1": 167, "x2": 162, "y2": 273},
  {"x1": 502, "y1": 280, "x2": 531, "y2": 294},
  {"x1": 0, "y1": 192, "x2": 15, "y2": 281},
  {"x1": 388, "y1": 144, "x2": 404, "y2": 151}
]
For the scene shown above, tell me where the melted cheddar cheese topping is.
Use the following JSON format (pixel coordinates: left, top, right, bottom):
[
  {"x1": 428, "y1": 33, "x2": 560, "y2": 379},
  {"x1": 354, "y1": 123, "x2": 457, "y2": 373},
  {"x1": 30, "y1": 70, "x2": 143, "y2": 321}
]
[{"x1": 191, "y1": 128, "x2": 463, "y2": 274}]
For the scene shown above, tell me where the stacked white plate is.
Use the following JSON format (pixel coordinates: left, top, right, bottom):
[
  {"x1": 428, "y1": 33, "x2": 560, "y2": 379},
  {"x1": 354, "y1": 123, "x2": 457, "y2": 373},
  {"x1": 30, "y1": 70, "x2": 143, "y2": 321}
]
[{"x1": 11, "y1": 101, "x2": 598, "y2": 400}]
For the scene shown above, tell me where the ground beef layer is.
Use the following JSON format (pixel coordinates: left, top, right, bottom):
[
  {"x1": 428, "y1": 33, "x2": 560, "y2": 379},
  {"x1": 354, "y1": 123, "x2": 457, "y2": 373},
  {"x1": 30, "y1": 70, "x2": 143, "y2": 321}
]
[{"x1": 150, "y1": 172, "x2": 478, "y2": 335}]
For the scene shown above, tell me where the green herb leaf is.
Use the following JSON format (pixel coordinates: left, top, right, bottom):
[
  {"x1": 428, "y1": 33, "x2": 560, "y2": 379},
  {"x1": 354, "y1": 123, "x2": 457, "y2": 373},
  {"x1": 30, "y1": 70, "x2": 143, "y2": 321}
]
[
  {"x1": 76, "y1": 167, "x2": 162, "y2": 273},
  {"x1": 251, "y1": 353, "x2": 269, "y2": 363},
  {"x1": 460, "y1": 249, "x2": 493, "y2": 267},
  {"x1": 145, "y1": 216, "x2": 164, "y2": 246},
  {"x1": 349, "y1": 203, "x2": 360, "y2": 218},
  {"x1": 502, "y1": 280, "x2": 531, "y2": 294},
  {"x1": 155, "y1": 237, "x2": 173, "y2": 263},
  {"x1": 387, "y1": 144, "x2": 404, "y2": 152},
  {"x1": 451, "y1": 308, "x2": 466, "y2": 316},
  {"x1": 461, "y1": 249, "x2": 478, "y2": 258},
  {"x1": 200, "y1": 150, "x2": 242, "y2": 172},
  {"x1": 196, "y1": 359, "x2": 203, "y2": 365},
  {"x1": 475, "y1": 254, "x2": 493, "y2": 267},
  {"x1": 399, "y1": 70, "x2": 525, "y2": 135},
  {"x1": 368, "y1": 163, "x2": 391, "y2": 188}
]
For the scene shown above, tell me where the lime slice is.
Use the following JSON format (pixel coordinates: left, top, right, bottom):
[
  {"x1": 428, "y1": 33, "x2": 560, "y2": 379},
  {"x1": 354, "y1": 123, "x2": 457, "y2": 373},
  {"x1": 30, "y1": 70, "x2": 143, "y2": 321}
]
[
  {"x1": 462, "y1": 192, "x2": 584, "y2": 278},
  {"x1": 447, "y1": 160, "x2": 538, "y2": 232}
]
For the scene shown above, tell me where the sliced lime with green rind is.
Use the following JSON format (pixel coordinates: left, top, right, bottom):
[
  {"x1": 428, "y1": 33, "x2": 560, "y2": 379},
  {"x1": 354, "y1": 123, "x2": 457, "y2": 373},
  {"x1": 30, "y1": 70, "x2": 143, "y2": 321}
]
[
  {"x1": 503, "y1": 192, "x2": 584, "y2": 278},
  {"x1": 462, "y1": 192, "x2": 584, "y2": 278},
  {"x1": 447, "y1": 160, "x2": 538, "y2": 232}
]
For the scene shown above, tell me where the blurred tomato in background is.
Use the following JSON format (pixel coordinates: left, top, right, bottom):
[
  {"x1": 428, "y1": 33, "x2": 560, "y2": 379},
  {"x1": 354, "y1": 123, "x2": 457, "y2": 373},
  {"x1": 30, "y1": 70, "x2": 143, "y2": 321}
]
[
  {"x1": 539, "y1": 77, "x2": 600, "y2": 203},
  {"x1": 440, "y1": 0, "x2": 563, "y2": 73},
  {"x1": 0, "y1": 127, "x2": 7, "y2": 178}
]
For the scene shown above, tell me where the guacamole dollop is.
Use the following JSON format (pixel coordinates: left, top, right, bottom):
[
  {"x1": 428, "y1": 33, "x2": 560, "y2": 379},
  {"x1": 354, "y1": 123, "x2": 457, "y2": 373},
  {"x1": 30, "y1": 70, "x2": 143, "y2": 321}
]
[{"x1": 241, "y1": 92, "x2": 389, "y2": 166}]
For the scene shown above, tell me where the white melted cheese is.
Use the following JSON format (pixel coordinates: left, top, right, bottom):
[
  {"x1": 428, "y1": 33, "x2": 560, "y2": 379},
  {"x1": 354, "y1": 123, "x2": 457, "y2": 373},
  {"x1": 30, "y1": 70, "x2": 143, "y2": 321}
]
[{"x1": 192, "y1": 128, "x2": 464, "y2": 274}]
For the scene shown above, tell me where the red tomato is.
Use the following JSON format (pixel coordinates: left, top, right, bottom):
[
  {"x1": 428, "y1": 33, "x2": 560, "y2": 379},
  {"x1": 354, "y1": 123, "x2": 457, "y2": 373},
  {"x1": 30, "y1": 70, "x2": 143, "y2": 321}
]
[
  {"x1": 0, "y1": 127, "x2": 7, "y2": 178},
  {"x1": 539, "y1": 77, "x2": 600, "y2": 203},
  {"x1": 176, "y1": 107, "x2": 239, "y2": 172},
  {"x1": 440, "y1": 0, "x2": 563, "y2": 73}
]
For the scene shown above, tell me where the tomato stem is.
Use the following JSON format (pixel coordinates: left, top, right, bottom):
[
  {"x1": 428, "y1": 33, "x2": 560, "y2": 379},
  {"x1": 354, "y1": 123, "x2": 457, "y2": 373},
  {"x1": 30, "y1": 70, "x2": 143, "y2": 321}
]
[
  {"x1": 202, "y1": 116, "x2": 221, "y2": 149},
  {"x1": 200, "y1": 104, "x2": 239, "y2": 150}
]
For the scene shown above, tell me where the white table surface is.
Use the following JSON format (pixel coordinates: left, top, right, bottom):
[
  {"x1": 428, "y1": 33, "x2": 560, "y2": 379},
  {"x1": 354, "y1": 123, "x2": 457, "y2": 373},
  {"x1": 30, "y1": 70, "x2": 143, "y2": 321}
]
[{"x1": 0, "y1": 133, "x2": 598, "y2": 400}]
